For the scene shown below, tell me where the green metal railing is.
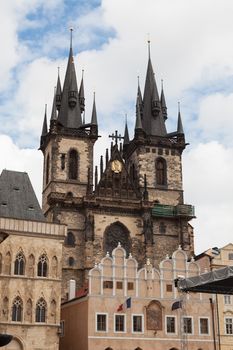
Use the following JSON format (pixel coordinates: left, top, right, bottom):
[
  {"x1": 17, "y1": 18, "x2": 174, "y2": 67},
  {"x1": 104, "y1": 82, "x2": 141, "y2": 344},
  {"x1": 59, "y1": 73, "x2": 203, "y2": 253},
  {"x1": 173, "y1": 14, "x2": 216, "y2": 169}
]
[{"x1": 152, "y1": 204, "x2": 195, "y2": 218}]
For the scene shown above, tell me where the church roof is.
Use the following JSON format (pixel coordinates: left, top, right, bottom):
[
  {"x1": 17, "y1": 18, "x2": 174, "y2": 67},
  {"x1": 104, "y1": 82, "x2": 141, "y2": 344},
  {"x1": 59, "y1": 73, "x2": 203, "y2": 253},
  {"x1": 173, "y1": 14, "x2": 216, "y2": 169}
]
[{"x1": 0, "y1": 170, "x2": 46, "y2": 222}]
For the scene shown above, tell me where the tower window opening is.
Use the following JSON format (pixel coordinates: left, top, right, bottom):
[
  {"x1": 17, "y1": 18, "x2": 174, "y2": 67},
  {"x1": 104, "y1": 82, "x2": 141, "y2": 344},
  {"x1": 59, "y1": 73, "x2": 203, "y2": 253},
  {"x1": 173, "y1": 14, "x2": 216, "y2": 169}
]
[
  {"x1": 66, "y1": 231, "x2": 75, "y2": 246},
  {"x1": 156, "y1": 158, "x2": 167, "y2": 186},
  {"x1": 68, "y1": 149, "x2": 78, "y2": 180},
  {"x1": 12, "y1": 296, "x2": 23, "y2": 322},
  {"x1": 36, "y1": 298, "x2": 46, "y2": 322},
  {"x1": 37, "y1": 254, "x2": 48, "y2": 277},
  {"x1": 46, "y1": 153, "x2": 50, "y2": 185},
  {"x1": 14, "y1": 252, "x2": 25, "y2": 275}
]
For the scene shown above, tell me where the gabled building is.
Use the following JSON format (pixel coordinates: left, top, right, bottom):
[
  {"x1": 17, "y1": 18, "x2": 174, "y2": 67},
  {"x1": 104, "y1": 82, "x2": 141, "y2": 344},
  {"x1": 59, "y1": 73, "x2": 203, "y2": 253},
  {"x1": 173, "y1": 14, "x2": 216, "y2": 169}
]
[
  {"x1": 60, "y1": 244, "x2": 215, "y2": 350},
  {"x1": 40, "y1": 37, "x2": 195, "y2": 299},
  {"x1": 0, "y1": 170, "x2": 66, "y2": 350}
]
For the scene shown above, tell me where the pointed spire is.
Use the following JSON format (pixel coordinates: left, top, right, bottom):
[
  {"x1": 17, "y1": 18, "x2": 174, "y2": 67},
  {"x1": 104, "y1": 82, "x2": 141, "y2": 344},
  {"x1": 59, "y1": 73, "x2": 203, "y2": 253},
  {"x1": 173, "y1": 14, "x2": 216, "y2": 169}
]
[
  {"x1": 41, "y1": 104, "x2": 48, "y2": 137},
  {"x1": 91, "y1": 92, "x2": 98, "y2": 125},
  {"x1": 57, "y1": 29, "x2": 82, "y2": 129},
  {"x1": 100, "y1": 155, "x2": 103, "y2": 176},
  {"x1": 51, "y1": 87, "x2": 57, "y2": 121},
  {"x1": 142, "y1": 43, "x2": 167, "y2": 136},
  {"x1": 177, "y1": 102, "x2": 184, "y2": 134},
  {"x1": 123, "y1": 115, "x2": 130, "y2": 146},
  {"x1": 56, "y1": 67, "x2": 62, "y2": 111},
  {"x1": 160, "y1": 79, "x2": 167, "y2": 121},
  {"x1": 79, "y1": 69, "x2": 85, "y2": 113},
  {"x1": 135, "y1": 99, "x2": 143, "y2": 130},
  {"x1": 105, "y1": 148, "x2": 109, "y2": 165}
]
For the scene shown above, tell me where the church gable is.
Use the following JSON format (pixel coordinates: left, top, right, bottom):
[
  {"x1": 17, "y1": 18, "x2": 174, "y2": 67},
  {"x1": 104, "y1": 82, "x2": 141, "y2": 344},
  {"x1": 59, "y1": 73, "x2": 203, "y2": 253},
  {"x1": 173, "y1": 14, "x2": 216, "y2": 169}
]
[{"x1": 94, "y1": 144, "x2": 141, "y2": 200}]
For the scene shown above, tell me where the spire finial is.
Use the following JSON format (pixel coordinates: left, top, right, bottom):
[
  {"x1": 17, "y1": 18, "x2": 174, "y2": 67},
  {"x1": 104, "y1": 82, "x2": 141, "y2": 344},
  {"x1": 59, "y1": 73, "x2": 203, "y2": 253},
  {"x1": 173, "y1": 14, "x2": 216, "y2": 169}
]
[
  {"x1": 137, "y1": 75, "x2": 140, "y2": 87},
  {"x1": 147, "y1": 33, "x2": 151, "y2": 58},
  {"x1": 125, "y1": 113, "x2": 127, "y2": 124},
  {"x1": 82, "y1": 69, "x2": 84, "y2": 78},
  {"x1": 161, "y1": 79, "x2": 163, "y2": 90},
  {"x1": 69, "y1": 27, "x2": 74, "y2": 49},
  {"x1": 178, "y1": 101, "x2": 180, "y2": 113},
  {"x1": 58, "y1": 66, "x2": 60, "y2": 76}
]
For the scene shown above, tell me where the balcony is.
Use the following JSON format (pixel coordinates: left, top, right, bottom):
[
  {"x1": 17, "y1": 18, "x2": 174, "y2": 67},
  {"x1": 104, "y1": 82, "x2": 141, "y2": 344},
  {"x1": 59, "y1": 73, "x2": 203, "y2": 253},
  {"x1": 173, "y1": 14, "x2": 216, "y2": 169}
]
[{"x1": 152, "y1": 204, "x2": 195, "y2": 218}]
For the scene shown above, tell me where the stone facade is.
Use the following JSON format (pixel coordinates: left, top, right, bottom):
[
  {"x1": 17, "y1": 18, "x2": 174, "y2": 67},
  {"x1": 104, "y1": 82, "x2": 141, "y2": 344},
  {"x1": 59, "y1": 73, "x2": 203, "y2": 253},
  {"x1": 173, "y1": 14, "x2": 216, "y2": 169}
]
[
  {"x1": 60, "y1": 244, "x2": 215, "y2": 350},
  {"x1": 40, "y1": 44, "x2": 195, "y2": 300},
  {"x1": 0, "y1": 217, "x2": 66, "y2": 350}
]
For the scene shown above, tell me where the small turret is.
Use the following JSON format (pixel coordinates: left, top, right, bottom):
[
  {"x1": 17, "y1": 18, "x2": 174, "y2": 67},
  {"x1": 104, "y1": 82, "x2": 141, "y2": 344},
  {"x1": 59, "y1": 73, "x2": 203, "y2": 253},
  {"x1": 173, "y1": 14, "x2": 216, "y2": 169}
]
[
  {"x1": 123, "y1": 118, "x2": 130, "y2": 146},
  {"x1": 79, "y1": 69, "x2": 85, "y2": 113},
  {"x1": 55, "y1": 68, "x2": 62, "y2": 111},
  {"x1": 160, "y1": 79, "x2": 167, "y2": 121},
  {"x1": 90, "y1": 92, "x2": 98, "y2": 136},
  {"x1": 40, "y1": 104, "x2": 48, "y2": 148},
  {"x1": 177, "y1": 102, "x2": 184, "y2": 135}
]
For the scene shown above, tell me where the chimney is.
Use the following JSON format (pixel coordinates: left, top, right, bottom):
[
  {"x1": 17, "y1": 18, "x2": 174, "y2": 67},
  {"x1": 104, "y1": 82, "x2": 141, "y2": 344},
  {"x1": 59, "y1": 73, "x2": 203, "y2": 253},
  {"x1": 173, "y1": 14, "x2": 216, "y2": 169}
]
[{"x1": 68, "y1": 279, "x2": 76, "y2": 300}]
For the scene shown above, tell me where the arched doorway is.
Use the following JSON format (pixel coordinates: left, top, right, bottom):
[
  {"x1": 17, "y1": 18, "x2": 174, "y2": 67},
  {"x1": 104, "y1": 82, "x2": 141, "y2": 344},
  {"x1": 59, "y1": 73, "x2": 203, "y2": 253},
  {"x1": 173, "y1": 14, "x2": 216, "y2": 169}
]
[{"x1": 103, "y1": 222, "x2": 131, "y2": 256}]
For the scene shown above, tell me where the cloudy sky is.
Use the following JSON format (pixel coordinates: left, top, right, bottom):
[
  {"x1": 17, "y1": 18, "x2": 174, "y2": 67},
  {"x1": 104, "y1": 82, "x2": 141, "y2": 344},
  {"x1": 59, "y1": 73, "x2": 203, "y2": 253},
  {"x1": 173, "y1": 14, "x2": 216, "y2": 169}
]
[{"x1": 0, "y1": 0, "x2": 233, "y2": 254}]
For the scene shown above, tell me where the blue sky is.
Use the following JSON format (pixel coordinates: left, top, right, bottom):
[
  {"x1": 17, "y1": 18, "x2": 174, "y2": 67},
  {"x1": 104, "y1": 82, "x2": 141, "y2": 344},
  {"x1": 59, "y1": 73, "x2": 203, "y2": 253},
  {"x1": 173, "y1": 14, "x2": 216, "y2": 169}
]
[{"x1": 0, "y1": 0, "x2": 233, "y2": 253}]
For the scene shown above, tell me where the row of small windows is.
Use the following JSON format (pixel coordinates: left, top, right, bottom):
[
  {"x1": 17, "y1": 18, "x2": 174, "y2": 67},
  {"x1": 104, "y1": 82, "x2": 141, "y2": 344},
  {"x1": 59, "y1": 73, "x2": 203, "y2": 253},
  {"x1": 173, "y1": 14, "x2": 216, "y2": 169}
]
[
  {"x1": 3, "y1": 296, "x2": 57, "y2": 323},
  {"x1": 0, "y1": 252, "x2": 58, "y2": 278},
  {"x1": 45, "y1": 149, "x2": 79, "y2": 185},
  {"x1": 95, "y1": 313, "x2": 210, "y2": 336}
]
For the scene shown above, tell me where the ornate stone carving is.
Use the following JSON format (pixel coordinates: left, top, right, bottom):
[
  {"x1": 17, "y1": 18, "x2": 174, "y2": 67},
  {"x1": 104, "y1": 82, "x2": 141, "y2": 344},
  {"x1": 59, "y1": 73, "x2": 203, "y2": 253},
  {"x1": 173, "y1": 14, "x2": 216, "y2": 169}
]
[{"x1": 143, "y1": 211, "x2": 153, "y2": 244}]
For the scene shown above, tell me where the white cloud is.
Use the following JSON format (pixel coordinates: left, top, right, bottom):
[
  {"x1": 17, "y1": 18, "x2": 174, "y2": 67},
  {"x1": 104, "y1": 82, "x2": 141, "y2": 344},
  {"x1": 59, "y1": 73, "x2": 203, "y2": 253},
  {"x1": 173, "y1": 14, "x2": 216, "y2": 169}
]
[
  {"x1": 0, "y1": 0, "x2": 233, "y2": 254},
  {"x1": 183, "y1": 142, "x2": 233, "y2": 253},
  {"x1": 0, "y1": 135, "x2": 43, "y2": 202}
]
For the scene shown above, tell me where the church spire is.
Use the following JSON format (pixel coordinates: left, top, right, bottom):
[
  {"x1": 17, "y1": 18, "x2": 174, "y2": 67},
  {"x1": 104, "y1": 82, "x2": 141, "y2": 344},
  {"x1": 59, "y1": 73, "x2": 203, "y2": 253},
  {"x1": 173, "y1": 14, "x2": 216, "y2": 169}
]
[
  {"x1": 177, "y1": 102, "x2": 184, "y2": 134},
  {"x1": 79, "y1": 69, "x2": 85, "y2": 113},
  {"x1": 91, "y1": 92, "x2": 97, "y2": 125},
  {"x1": 142, "y1": 42, "x2": 167, "y2": 136},
  {"x1": 160, "y1": 79, "x2": 167, "y2": 121},
  {"x1": 51, "y1": 87, "x2": 57, "y2": 121},
  {"x1": 55, "y1": 67, "x2": 62, "y2": 111},
  {"x1": 41, "y1": 104, "x2": 48, "y2": 136},
  {"x1": 57, "y1": 29, "x2": 82, "y2": 129},
  {"x1": 123, "y1": 116, "x2": 130, "y2": 146},
  {"x1": 135, "y1": 98, "x2": 143, "y2": 130}
]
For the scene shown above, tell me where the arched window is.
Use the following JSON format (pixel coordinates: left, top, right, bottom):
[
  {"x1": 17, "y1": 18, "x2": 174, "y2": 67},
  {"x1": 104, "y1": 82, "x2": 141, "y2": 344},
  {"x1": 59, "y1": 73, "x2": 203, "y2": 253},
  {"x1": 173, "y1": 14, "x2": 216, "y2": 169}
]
[
  {"x1": 68, "y1": 257, "x2": 75, "y2": 266},
  {"x1": 135, "y1": 348, "x2": 143, "y2": 350},
  {"x1": 66, "y1": 231, "x2": 75, "y2": 246},
  {"x1": 12, "y1": 296, "x2": 23, "y2": 322},
  {"x1": 36, "y1": 298, "x2": 46, "y2": 322},
  {"x1": 68, "y1": 149, "x2": 78, "y2": 180},
  {"x1": 156, "y1": 158, "x2": 167, "y2": 185},
  {"x1": 103, "y1": 222, "x2": 131, "y2": 256},
  {"x1": 14, "y1": 252, "x2": 25, "y2": 275},
  {"x1": 46, "y1": 153, "x2": 50, "y2": 185},
  {"x1": 37, "y1": 254, "x2": 48, "y2": 277}
]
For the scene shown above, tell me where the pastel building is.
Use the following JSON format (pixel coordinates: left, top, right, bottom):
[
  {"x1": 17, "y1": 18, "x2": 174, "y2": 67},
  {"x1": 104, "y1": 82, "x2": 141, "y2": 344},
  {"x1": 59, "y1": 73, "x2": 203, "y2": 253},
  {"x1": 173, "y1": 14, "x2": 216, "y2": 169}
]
[{"x1": 60, "y1": 244, "x2": 216, "y2": 350}]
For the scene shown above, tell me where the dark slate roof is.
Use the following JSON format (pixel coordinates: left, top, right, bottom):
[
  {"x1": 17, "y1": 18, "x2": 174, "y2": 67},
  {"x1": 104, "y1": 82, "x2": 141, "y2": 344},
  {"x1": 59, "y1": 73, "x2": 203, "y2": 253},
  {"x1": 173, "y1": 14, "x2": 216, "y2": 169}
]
[{"x1": 0, "y1": 170, "x2": 46, "y2": 222}]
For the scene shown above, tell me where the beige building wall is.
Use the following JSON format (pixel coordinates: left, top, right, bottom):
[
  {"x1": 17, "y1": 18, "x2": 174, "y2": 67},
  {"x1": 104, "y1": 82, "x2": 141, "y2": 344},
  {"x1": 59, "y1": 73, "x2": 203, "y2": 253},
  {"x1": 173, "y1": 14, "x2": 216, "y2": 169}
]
[
  {"x1": 210, "y1": 243, "x2": 233, "y2": 350},
  {"x1": 0, "y1": 217, "x2": 66, "y2": 350},
  {"x1": 60, "y1": 244, "x2": 216, "y2": 350}
]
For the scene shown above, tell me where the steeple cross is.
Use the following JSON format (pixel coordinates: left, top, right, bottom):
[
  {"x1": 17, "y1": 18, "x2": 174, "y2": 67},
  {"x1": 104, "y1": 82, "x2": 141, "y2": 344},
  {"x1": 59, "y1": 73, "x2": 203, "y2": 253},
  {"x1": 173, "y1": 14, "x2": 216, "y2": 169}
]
[{"x1": 109, "y1": 130, "x2": 124, "y2": 145}]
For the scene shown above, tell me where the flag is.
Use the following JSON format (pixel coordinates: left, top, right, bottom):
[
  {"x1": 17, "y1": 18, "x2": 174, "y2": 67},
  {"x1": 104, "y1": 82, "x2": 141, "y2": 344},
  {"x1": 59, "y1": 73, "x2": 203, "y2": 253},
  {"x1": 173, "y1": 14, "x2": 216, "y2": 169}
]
[
  {"x1": 171, "y1": 300, "x2": 182, "y2": 311},
  {"x1": 117, "y1": 297, "x2": 131, "y2": 312}
]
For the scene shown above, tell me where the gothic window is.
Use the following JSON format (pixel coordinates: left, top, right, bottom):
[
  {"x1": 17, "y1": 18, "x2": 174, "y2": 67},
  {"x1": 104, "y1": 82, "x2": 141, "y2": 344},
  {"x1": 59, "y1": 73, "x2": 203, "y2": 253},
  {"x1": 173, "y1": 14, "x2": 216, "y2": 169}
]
[
  {"x1": 37, "y1": 254, "x2": 48, "y2": 277},
  {"x1": 146, "y1": 300, "x2": 162, "y2": 330},
  {"x1": 66, "y1": 231, "x2": 75, "y2": 246},
  {"x1": 36, "y1": 298, "x2": 46, "y2": 322},
  {"x1": 14, "y1": 252, "x2": 25, "y2": 275},
  {"x1": 46, "y1": 153, "x2": 50, "y2": 185},
  {"x1": 156, "y1": 158, "x2": 167, "y2": 186},
  {"x1": 103, "y1": 222, "x2": 131, "y2": 256},
  {"x1": 229, "y1": 253, "x2": 233, "y2": 260},
  {"x1": 130, "y1": 163, "x2": 136, "y2": 182},
  {"x1": 12, "y1": 297, "x2": 23, "y2": 322},
  {"x1": 68, "y1": 149, "x2": 78, "y2": 180}
]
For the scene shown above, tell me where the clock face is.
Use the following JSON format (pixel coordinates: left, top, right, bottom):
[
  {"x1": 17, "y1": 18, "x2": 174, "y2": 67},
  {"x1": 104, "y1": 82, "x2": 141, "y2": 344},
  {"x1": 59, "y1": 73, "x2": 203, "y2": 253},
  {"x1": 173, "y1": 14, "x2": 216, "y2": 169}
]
[{"x1": 111, "y1": 160, "x2": 122, "y2": 173}]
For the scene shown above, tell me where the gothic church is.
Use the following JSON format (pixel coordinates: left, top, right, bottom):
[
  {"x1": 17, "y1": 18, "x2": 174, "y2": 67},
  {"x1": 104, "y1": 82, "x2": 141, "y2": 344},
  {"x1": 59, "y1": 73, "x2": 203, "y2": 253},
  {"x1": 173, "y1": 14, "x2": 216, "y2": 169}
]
[{"x1": 40, "y1": 37, "x2": 195, "y2": 299}]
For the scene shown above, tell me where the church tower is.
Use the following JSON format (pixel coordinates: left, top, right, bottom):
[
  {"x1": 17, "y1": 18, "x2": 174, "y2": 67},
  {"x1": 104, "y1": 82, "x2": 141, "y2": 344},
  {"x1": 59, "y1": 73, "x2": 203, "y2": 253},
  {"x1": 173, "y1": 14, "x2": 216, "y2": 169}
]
[
  {"x1": 40, "y1": 33, "x2": 98, "y2": 297},
  {"x1": 40, "y1": 37, "x2": 195, "y2": 299}
]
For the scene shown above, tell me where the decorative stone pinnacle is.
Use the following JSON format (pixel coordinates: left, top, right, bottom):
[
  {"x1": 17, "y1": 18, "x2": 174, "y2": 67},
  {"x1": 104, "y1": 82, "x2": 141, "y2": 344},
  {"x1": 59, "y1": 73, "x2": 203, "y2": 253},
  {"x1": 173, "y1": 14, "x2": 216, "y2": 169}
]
[
  {"x1": 117, "y1": 242, "x2": 121, "y2": 247},
  {"x1": 178, "y1": 245, "x2": 182, "y2": 250}
]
